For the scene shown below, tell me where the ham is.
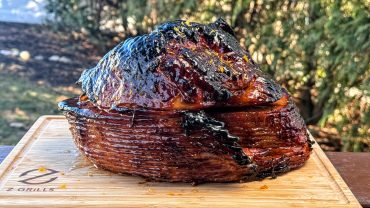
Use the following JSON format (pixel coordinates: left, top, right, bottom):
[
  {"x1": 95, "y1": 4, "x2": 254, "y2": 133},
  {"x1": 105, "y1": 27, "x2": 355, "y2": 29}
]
[{"x1": 59, "y1": 18, "x2": 312, "y2": 183}]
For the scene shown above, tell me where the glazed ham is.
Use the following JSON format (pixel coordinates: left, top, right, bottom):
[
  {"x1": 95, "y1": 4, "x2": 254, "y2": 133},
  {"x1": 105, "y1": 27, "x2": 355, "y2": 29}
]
[{"x1": 59, "y1": 18, "x2": 312, "y2": 183}]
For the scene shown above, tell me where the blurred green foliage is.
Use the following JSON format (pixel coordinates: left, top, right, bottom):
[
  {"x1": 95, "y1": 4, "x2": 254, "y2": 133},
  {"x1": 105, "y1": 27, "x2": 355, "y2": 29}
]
[
  {"x1": 0, "y1": 75, "x2": 75, "y2": 145},
  {"x1": 45, "y1": 0, "x2": 369, "y2": 151}
]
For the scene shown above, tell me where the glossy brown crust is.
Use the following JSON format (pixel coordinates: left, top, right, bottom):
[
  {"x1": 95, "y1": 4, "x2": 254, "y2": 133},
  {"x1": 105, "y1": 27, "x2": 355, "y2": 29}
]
[
  {"x1": 78, "y1": 18, "x2": 283, "y2": 110},
  {"x1": 59, "y1": 18, "x2": 312, "y2": 183},
  {"x1": 59, "y1": 96, "x2": 311, "y2": 183}
]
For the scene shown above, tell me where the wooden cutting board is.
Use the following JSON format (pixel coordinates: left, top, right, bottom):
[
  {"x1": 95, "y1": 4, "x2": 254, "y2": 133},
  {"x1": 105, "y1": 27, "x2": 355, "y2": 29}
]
[{"x1": 0, "y1": 116, "x2": 361, "y2": 207}]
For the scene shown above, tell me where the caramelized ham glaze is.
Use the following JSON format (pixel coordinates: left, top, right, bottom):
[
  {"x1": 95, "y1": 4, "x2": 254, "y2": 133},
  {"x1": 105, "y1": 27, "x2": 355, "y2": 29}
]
[{"x1": 59, "y1": 18, "x2": 312, "y2": 183}]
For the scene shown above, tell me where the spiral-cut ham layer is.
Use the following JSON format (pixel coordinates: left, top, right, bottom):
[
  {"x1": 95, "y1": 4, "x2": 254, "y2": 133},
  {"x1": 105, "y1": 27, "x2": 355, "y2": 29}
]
[{"x1": 59, "y1": 95, "x2": 311, "y2": 183}]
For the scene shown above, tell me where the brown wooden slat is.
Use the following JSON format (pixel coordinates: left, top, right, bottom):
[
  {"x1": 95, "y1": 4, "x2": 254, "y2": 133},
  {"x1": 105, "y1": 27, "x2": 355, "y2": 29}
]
[{"x1": 327, "y1": 152, "x2": 370, "y2": 208}]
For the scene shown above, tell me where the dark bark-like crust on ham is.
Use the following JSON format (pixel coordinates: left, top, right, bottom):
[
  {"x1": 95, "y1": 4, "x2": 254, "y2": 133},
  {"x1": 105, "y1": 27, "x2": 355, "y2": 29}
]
[
  {"x1": 77, "y1": 18, "x2": 283, "y2": 110},
  {"x1": 59, "y1": 18, "x2": 312, "y2": 183}
]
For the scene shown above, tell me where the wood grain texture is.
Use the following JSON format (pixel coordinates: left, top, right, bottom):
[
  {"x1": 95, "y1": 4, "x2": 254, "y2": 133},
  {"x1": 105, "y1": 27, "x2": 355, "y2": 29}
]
[{"x1": 0, "y1": 116, "x2": 361, "y2": 207}]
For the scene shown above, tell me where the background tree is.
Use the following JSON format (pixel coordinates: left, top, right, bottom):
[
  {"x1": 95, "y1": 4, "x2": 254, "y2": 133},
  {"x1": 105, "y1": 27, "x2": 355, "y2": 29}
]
[{"x1": 45, "y1": 0, "x2": 370, "y2": 151}]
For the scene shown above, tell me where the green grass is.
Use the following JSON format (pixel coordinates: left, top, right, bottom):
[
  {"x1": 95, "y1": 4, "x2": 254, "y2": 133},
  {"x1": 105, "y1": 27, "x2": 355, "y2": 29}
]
[{"x1": 0, "y1": 75, "x2": 78, "y2": 145}]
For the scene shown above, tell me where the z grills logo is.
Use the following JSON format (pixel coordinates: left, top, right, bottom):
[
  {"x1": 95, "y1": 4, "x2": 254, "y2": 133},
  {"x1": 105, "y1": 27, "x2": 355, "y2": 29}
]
[
  {"x1": 18, "y1": 168, "x2": 59, "y2": 185},
  {"x1": 5, "y1": 168, "x2": 60, "y2": 192}
]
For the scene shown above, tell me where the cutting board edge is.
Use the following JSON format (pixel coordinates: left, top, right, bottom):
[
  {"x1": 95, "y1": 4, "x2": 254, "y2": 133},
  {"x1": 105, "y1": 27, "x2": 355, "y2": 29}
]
[
  {"x1": 309, "y1": 134, "x2": 361, "y2": 207},
  {"x1": 0, "y1": 116, "x2": 362, "y2": 207},
  {"x1": 0, "y1": 116, "x2": 66, "y2": 186}
]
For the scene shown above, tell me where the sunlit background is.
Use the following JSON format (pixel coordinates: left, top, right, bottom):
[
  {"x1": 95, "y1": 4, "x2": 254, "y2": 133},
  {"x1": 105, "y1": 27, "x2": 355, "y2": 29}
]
[{"x1": 0, "y1": 0, "x2": 369, "y2": 151}]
